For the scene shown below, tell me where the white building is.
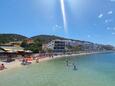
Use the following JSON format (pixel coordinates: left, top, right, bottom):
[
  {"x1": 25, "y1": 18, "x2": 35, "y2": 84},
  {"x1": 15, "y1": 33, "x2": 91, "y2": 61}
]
[
  {"x1": 42, "y1": 39, "x2": 82, "y2": 53},
  {"x1": 46, "y1": 39, "x2": 66, "y2": 53}
]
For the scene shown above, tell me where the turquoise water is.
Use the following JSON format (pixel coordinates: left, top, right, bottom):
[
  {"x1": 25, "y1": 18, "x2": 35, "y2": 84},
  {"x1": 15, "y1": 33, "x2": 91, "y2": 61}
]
[{"x1": 0, "y1": 53, "x2": 115, "y2": 86}]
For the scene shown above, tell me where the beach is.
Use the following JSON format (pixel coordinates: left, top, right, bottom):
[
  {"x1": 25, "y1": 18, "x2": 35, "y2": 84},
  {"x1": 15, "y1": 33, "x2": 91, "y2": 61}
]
[{"x1": 0, "y1": 51, "x2": 107, "y2": 73}]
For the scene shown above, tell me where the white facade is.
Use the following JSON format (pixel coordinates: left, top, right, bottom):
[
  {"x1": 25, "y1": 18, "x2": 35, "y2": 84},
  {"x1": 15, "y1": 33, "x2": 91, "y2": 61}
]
[{"x1": 47, "y1": 39, "x2": 66, "y2": 52}]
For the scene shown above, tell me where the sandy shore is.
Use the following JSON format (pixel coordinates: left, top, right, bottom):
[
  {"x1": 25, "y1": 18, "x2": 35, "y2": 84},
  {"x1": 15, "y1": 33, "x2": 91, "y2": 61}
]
[{"x1": 0, "y1": 51, "x2": 110, "y2": 73}]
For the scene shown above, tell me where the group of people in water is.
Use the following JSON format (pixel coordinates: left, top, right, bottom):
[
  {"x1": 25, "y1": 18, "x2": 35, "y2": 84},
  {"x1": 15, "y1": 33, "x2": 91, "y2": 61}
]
[
  {"x1": 21, "y1": 55, "x2": 78, "y2": 71},
  {"x1": 0, "y1": 64, "x2": 6, "y2": 70},
  {"x1": 65, "y1": 58, "x2": 78, "y2": 71}
]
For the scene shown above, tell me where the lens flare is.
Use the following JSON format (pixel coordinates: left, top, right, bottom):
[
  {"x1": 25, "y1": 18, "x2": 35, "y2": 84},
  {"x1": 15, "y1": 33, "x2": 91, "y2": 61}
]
[{"x1": 60, "y1": 0, "x2": 68, "y2": 34}]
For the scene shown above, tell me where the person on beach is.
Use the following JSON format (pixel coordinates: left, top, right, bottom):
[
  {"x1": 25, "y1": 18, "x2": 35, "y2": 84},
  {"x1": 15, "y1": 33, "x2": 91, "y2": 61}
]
[
  {"x1": 51, "y1": 54, "x2": 54, "y2": 58},
  {"x1": 0, "y1": 64, "x2": 6, "y2": 70},
  {"x1": 0, "y1": 64, "x2": 3, "y2": 70},
  {"x1": 21, "y1": 58, "x2": 27, "y2": 65},
  {"x1": 27, "y1": 57, "x2": 33, "y2": 64},
  {"x1": 36, "y1": 58, "x2": 39, "y2": 63}
]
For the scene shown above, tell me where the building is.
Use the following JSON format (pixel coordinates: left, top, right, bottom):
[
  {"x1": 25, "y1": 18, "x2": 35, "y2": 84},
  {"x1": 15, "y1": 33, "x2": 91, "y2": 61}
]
[
  {"x1": 25, "y1": 39, "x2": 33, "y2": 44},
  {"x1": 42, "y1": 44, "x2": 48, "y2": 51},
  {"x1": 65, "y1": 40, "x2": 78, "y2": 47},
  {"x1": 42, "y1": 39, "x2": 82, "y2": 53},
  {"x1": 42, "y1": 39, "x2": 98, "y2": 53},
  {"x1": 45, "y1": 39, "x2": 66, "y2": 53},
  {"x1": 0, "y1": 46, "x2": 24, "y2": 53},
  {"x1": 0, "y1": 48, "x2": 5, "y2": 53},
  {"x1": 0, "y1": 41, "x2": 22, "y2": 47},
  {"x1": 9, "y1": 41, "x2": 22, "y2": 46}
]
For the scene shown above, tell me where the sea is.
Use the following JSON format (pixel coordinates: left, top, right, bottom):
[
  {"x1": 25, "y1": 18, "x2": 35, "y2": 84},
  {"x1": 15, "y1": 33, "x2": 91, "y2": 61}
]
[{"x1": 0, "y1": 52, "x2": 115, "y2": 86}]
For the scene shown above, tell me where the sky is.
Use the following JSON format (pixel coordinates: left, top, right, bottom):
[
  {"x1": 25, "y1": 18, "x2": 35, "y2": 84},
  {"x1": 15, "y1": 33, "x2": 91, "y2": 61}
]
[{"x1": 0, "y1": 0, "x2": 115, "y2": 45}]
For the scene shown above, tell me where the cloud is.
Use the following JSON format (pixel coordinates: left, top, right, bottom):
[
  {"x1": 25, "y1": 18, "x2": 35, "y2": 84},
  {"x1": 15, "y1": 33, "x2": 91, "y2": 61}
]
[
  {"x1": 52, "y1": 25, "x2": 62, "y2": 32},
  {"x1": 107, "y1": 27, "x2": 111, "y2": 30},
  {"x1": 107, "y1": 11, "x2": 113, "y2": 15},
  {"x1": 88, "y1": 35, "x2": 91, "y2": 38},
  {"x1": 105, "y1": 20, "x2": 109, "y2": 23},
  {"x1": 105, "y1": 19, "x2": 112, "y2": 23},
  {"x1": 55, "y1": 25, "x2": 62, "y2": 28},
  {"x1": 112, "y1": 27, "x2": 115, "y2": 31},
  {"x1": 98, "y1": 14, "x2": 103, "y2": 18},
  {"x1": 106, "y1": 27, "x2": 115, "y2": 31},
  {"x1": 110, "y1": 0, "x2": 115, "y2": 2},
  {"x1": 112, "y1": 32, "x2": 115, "y2": 35}
]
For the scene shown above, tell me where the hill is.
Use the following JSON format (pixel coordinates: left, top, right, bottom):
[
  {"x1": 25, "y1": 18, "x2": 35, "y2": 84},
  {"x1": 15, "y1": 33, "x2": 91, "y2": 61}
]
[
  {"x1": 31, "y1": 35, "x2": 69, "y2": 43},
  {"x1": 0, "y1": 34, "x2": 27, "y2": 44},
  {"x1": 31, "y1": 35, "x2": 92, "y2": 44}
]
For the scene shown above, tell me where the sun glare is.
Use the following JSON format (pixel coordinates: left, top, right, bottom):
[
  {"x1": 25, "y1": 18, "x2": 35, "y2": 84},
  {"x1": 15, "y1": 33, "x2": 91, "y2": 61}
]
[{"x1": 60, "y1": 0, "x2": 68, "y2": 34}]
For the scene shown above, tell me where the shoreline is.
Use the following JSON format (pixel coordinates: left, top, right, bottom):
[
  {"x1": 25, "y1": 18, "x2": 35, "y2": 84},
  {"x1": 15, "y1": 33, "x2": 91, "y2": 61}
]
[{"x1": 0, "y1": 51, "x2": 114, "y2": 73}]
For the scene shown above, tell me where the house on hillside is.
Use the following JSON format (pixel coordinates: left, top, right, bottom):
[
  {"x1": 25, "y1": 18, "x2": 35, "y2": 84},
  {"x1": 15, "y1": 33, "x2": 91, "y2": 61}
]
[{"x1": 25, "y1": 39, "x2": 33, "y2": 44}]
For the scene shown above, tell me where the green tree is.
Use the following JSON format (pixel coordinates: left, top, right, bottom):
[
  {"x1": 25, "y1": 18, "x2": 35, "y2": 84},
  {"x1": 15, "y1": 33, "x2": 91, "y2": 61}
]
[
  {"x1": 20, "y1": 40, "x2": 28, "y2": 48},
  {"x1": 20, "y1": 38, "x2": 43, "y2": 53}
]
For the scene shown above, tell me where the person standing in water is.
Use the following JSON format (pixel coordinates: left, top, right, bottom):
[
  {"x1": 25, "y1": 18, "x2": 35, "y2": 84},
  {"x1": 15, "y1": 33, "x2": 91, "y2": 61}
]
[
  {"x1": 65, "y1": 58, "x2": 69, "y2": 66},
  {"x1": 73, "y1": 63, "x2": 77, "y2": 70}
]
